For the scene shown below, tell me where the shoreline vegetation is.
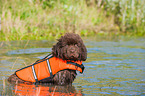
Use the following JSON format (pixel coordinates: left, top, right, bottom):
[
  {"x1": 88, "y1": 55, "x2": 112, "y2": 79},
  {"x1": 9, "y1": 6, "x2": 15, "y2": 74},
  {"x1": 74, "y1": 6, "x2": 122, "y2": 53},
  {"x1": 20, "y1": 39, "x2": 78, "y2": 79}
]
[{"x1": 0, "y1": 0, "x2": 145, "y2": 41}]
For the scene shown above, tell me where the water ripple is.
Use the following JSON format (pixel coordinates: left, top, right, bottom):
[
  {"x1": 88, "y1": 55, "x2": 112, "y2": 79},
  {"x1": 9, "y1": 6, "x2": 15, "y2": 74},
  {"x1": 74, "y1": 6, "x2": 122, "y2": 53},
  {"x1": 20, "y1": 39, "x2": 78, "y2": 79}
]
[{"x1": 7, "y1": 48, "x2": 51, "y2": 55}]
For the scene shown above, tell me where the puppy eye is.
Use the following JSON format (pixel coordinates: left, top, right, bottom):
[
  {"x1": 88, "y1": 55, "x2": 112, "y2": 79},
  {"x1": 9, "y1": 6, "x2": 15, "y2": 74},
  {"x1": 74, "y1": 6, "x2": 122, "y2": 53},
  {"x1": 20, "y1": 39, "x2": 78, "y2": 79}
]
[{"x1": 75, "y1": 44, "x2": 79, "y2": 47}]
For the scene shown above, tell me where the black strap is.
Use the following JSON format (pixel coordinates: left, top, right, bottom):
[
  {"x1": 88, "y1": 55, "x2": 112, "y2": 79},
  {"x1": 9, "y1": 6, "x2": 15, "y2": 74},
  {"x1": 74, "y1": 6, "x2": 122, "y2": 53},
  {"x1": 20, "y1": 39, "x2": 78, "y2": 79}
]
[
  {"x1": 35, "y1": 54, "x2": 53, "y2": 63},
  {"x1": 67, "y1": 62, "x2": 85, "y2": 73}
]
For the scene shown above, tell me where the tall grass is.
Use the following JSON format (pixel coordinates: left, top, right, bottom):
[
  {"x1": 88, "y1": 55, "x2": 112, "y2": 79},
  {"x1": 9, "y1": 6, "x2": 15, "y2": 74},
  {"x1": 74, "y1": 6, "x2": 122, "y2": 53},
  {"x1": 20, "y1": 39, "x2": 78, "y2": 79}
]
[
  {"x1": 0, "y1": 0, "x2": 144, "y2": 41},
  {"x1": 95, "y1": 0, "x2": 145, "y2": 35}
]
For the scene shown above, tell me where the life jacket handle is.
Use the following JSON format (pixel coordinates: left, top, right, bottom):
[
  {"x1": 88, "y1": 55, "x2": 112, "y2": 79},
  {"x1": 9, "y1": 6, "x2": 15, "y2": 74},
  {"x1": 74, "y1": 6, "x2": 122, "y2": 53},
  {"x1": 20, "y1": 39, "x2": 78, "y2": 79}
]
[{"x1": 35, "y1": 54, "x2": 52, "y2": 63}]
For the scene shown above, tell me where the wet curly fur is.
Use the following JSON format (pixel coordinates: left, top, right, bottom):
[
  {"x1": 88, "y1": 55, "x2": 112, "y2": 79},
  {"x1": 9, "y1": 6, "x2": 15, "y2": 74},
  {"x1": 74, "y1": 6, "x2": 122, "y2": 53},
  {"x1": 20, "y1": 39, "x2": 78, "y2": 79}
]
[{"x1": 8, "y1": 33, "x2": 87, "y2": 85}]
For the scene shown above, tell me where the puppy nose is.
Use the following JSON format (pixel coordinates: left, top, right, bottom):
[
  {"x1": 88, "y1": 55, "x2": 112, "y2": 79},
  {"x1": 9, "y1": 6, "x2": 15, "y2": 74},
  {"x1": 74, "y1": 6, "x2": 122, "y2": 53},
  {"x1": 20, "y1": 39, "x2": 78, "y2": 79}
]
[
  {"x1": 70, "y1": 48, "x2": 75, "y2": 53},
  {"x1": 70, "y1": 49, "x2": 75, "y2": 53}
]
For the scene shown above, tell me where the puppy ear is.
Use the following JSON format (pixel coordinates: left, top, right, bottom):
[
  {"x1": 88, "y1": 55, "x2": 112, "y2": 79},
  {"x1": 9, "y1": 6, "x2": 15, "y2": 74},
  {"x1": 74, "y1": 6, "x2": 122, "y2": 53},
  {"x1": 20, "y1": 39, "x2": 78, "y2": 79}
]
[{"x1": 81, "y1": 44, "x2": 87, "y2": 61}]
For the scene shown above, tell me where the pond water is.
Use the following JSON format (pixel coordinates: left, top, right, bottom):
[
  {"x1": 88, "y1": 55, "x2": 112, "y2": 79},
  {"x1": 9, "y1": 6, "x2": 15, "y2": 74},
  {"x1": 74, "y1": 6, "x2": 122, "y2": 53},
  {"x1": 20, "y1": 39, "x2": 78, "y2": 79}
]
[{"x1": 0, "y1": 36, "x2": 145, "y2": 96}]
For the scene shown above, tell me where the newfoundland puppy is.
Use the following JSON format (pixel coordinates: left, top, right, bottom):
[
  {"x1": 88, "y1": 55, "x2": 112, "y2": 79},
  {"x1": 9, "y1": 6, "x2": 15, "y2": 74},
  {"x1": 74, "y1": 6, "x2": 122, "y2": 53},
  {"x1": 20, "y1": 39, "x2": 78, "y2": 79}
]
[{"x1": 8, "y1": 33, "x2": 87, "y2": 85}]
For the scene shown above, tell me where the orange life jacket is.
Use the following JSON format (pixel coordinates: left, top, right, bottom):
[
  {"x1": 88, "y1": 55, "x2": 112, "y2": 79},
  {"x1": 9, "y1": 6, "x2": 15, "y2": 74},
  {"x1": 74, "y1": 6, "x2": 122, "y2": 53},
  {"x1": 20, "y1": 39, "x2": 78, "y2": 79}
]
[{"x1": 15, "y1": 54, "x2": 85, "y2": 83}]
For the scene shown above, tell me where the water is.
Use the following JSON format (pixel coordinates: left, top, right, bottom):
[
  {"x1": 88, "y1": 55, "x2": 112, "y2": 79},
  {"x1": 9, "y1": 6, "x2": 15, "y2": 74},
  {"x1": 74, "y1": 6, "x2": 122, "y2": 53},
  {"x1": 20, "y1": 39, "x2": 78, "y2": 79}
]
[{"x1": 0, "y1": 36, "x2": 145, "y2": 95}]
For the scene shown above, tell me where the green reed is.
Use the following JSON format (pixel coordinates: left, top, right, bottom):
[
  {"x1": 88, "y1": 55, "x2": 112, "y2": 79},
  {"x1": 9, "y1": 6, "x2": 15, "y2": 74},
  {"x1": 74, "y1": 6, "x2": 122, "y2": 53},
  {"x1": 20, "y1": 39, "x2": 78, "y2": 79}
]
[
  {"x1": 97, "y1": 0, "x2": 145, "y2": 35},
  {"x1": 0, "y1": 0, "x2": 144, "y2": 41}
]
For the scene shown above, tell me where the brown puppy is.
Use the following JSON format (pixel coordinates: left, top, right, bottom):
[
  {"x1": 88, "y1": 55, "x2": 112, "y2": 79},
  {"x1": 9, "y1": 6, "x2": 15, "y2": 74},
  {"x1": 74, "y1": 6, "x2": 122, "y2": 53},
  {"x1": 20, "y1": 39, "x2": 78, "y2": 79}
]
[{"x1": 8, "y1": 33, "x2": 87, "y2": 85}]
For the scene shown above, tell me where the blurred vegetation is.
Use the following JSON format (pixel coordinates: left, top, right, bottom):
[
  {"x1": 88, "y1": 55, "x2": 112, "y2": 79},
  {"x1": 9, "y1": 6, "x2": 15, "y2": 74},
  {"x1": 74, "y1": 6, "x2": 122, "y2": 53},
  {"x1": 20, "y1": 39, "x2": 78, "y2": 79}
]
[{"x1": 0, "y1": 0, "x2": 145, "y2": 41}]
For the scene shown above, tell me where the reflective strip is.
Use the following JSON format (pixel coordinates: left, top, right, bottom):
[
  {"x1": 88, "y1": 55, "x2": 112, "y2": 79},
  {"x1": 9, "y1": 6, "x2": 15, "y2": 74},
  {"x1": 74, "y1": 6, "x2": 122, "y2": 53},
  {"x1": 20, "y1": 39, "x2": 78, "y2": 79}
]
[
  {"x1": 46, "y1": 59, "x2": 53, "y2": 77},
  {"x1": 47, "y1": 54, "x2": 53, "y2": 58},
  {"x1": 32, "y1": 65, "x2": 38, "y2": 82}
]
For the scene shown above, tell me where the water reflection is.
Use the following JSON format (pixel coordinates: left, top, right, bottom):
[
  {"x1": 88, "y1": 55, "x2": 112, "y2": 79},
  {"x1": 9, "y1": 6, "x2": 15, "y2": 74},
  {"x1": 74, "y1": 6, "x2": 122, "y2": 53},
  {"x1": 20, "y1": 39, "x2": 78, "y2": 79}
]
[
  {"x1": 9, "y1": 83, "x2": 82, "y2": 96},
  {"x1": 0, "y1": 36, "x2": 145, "y2": 95}
]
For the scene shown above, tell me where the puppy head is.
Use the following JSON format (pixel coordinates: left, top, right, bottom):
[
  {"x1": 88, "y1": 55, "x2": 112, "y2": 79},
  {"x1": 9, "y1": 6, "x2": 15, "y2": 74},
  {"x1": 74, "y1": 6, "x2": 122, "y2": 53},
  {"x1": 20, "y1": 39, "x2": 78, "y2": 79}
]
[{"x1": 52, "y1": 33, "x2": 87, "y2": 61}]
